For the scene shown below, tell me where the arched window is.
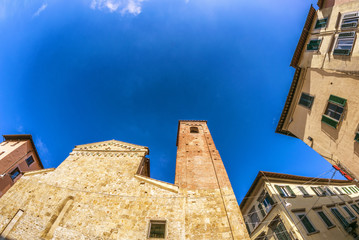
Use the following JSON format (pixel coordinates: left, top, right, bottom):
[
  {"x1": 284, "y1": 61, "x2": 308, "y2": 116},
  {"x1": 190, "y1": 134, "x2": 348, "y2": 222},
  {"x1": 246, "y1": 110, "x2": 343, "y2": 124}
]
[{"x1": 190, "y1": 127, "x2": 199, "y2": 133}]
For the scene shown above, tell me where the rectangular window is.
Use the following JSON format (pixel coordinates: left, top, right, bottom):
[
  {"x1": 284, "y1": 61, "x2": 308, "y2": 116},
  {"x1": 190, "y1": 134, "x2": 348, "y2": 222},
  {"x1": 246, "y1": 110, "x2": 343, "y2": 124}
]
[
  {"x1": 355, "y1": 132, "x2": 359, "y2": 142},
  {"x1": 311, "y1": 187, "x2": 326, "y2": 196},
  {"x1": 298, "y1": 93, "x2": 314, "y2": 109},
  {"x1": 342, "y1": 187, "x2": 352, "y2": 194},
  {"x1": 298, "y1": 186, "x2": 310, "y2": 196},
  {"x1": 341, "y1": 12, "x2": 359, "y2": 29},
  {"x1": 273, "y1": 221, "x2": 292, "y2": 240},
  {"x1": 321, "y1": 95, "x2": 346, "y2": 128},
  {"x1": 335, "y1": 187, "x2": 344, "y2": 195},
  {"x1": 307, "y1": 39, "x2": 322, "y2": 51},
  {"x1": 25, "y1": 156, "x2": 34, "y2": 167},
  {"x1": 10, "y1": 168, "x2": 21, "y2": 181},
  {"x1": 331, "y1": 208, "x2": 349, "y2": 228},
  {"x1": 275, "y1": 185, "x2": 295, "y2": 198},
  {"x1": 325, "y1": 187, "x2": 336, "y2": 196},
  {"x1": 249, "y1": 206, "x2": 260, "y2": 229},
  {"x1": 317, "y1": 210, "x2": 334, "y2": 228},
  {"x1": 351, "y1": 204, "x2": 359, "y2": 215},
  {"x1": 342, "y1": 205, "x2": 356, "y2": 219},
  {"x1": 148, "y1": 220, "x2": 166, "y2": 239},
  {"x1": 333, "y1": 31, "x2": 356, "y2": 55},
  {"x1": 296, "y1": 212, "x2": 317, "y2": 234},
  {"x1": 315, "y1": 18, "x2": 328, "y2": 29}
]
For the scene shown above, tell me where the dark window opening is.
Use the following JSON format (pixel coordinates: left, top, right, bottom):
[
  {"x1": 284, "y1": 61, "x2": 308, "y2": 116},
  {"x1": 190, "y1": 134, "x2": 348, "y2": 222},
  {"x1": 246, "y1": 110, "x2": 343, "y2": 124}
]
[
  {"x1": 149, "y1": 220, "x2": 166, "y2": 238},
  {"x1": 190, "y1": 127, "x2": 199, "y2": 133},
  {"x1": 26, "y1": 156, "x2": 34, "y2": 167},
  {"x1": 298, "y1": 93, "x2": 314, "y2": 109},
  {"x1": 10, "y1": 168, "x2": 21, "y2": 181}
]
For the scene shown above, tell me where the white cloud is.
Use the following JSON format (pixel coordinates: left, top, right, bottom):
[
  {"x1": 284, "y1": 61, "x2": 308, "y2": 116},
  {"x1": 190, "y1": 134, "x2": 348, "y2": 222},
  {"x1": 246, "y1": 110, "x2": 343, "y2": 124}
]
[
  {"x1": 91, "y1": 0, "x2": 144, "y2": 15},
  {"x1": 33, "y1": 3, "x2": 47, "y2": 17}
]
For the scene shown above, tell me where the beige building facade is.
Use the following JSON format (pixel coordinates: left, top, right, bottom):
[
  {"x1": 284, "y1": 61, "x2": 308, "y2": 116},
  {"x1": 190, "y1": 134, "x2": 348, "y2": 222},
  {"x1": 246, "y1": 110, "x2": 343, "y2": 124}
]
[
  {"x1": 240, "y1": 171, "x2": 359, "y2": 240},
  {"x1": 0, "y1": 120, "x2": 249, "y2": 239},
  {"x1": 0, "y1": 135, "x2": 43, "y2": 198},
  {"x1": 276, "y1": 0, "x2": 359, "y2": 180}
]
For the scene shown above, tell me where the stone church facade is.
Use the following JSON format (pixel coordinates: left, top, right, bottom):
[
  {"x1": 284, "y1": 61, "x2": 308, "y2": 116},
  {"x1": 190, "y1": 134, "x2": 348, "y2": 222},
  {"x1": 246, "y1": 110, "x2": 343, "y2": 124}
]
[{"x1": 0, "y1": 120, "x2": 249, "y2": 239}]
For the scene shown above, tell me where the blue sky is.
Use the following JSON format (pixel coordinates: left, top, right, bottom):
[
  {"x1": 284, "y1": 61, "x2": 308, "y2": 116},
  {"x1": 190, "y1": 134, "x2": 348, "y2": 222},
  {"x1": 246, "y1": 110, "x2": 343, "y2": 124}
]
[{"x1": 0, "y1": 0, "x2": 344, "y2": 201}]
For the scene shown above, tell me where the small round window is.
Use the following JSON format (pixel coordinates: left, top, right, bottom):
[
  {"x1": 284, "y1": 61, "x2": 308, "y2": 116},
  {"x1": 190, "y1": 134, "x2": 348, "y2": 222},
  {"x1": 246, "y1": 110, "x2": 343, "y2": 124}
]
[{"x1": 190, "y1": 127, "x2": 199, "y2": 133}]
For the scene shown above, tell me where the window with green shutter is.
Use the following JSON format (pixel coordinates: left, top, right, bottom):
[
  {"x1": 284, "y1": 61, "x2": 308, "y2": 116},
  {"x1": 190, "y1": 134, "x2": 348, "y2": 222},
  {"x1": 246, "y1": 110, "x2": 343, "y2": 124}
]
[
  {"x1": 322, "y1": 95, "x2": 346, "y2": 128},
  {"x1": 273, "y1": 221, "x2": 292, "y2": 240},
  {"x1": 341, "y1": 12, "x2": 359, "y2": 29},
  {"x1": 317, "y1": 211, "x2": 334, "y2": 228},
  {"x1": 298, "y1": 186, "x2": 310, "y2": 196},
  {"x1": 331, "y1": 208, "x2": 349, "y2": 228},
  {"x1": 315, "y1": 18, "x2": 328, "y2": 29},
  {"x1": 258, "y1": 203, "x2": 266, "y2": 218},
  {"x1": 307, "y1": 39, "x2": 322, "y2": 51},
  {"x1": 351, "y1": 204, "x2": 359, "y2": 215},
  {"x1": 298, "y1": 93, "x2": 314, "y2": 109},
  {"x1": 296, "y1": 213, "x2": 317, "y2": 234}
]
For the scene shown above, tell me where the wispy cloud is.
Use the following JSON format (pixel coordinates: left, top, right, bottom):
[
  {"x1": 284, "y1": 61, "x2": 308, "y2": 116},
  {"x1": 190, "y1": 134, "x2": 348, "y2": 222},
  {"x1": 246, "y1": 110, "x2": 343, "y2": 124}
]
[
  {"x1": 35, "y1": 137, "x2": 50, "y2": 166},
  {"x1": 33, "y1": 3, "x2": 47, "y2": 18},
  {"x1": 91, "y1": 0, "x2": 144, "y2": 15},
  {"x1": 16, "y1": 125, "x2": 24, "y2": 133}
]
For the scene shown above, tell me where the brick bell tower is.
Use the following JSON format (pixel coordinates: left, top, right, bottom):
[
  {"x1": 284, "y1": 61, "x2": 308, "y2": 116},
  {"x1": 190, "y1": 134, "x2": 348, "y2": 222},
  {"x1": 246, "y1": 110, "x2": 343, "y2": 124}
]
[
  {"x1": 175, "y1": 120, "x2": 231, "y2": 190},
  {"x1": 175, "y1": 120, "x2": 249, "y2": 239}
]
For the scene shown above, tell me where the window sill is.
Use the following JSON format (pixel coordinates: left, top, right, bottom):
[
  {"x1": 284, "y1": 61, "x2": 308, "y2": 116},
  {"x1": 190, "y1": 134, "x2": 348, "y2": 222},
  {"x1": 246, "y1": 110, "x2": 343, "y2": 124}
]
[
  {"x1": 307, "y1": 230, "x2": 320, "y2": 236},
  {"x1": 327, "y1": 225, "x2": 336, "y2": 230}
]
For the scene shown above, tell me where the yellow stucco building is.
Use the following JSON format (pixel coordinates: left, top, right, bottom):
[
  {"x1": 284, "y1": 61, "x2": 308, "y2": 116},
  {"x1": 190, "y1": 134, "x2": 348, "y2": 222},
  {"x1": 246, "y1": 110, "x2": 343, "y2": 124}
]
[
  {"x1": 0, "y1": 120, "x2": 249, "y2": 239},
  {"x1": 276, "y1": 0, "x2": 359, "y2": 180},
  {"x1": 240, "y1": 171, "x2": 359, "y2": 240}
]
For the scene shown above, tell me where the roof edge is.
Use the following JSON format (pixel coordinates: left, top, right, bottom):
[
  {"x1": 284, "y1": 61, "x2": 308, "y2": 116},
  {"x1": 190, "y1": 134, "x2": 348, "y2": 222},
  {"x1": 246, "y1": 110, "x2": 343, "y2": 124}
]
[{"x1": 3, "y1": 134, "x2": 44, "y2": 169}]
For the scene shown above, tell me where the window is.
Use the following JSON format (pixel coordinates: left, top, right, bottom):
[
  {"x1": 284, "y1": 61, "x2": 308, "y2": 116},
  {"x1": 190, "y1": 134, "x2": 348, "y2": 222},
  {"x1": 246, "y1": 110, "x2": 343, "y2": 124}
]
[
  {"x1": 307, "y1": 39, "x2": 322, "y2": 51},
  {"x1": 10, "y1": 168, "x2": 21, "y2": 181},
  {"x1": 275, "y1": 185, "x2": 296, "y2": 198},
  {"x1": 272, "y1": 221, "x2": 292, "y2": 240},
  {"x1": 349, "y1": 187, "x2": 357, "y2": 193},
  {"x1": 190, "y1": 127, "x2": 199, "y2": 133},
  {"x1": 25, "y1": 156, "x2": 34, "y2": 167},
  {"x1": 315, "y1": 18, "x2": 328, "y2": 29},
  {"x1": 335, "y1": 187, "x2": 344, "y2": 195},
  {"x1": 257, "y1": 192, "x2": 275, "y2": 217},
  {"x1": 0, "y1": 151, "x2": 4, "y2": 156},
  {"x1": 296, "y1": 212, "x2": 317, "y2": 234},
  {"x1": 351, "y1": 204, "x2": 359, "y2": 215},
  {"x1": 333, "y1": 31, "x2": 356, "y2": 55},
  {"x1": 248, "y1": 206, "x2": 260, "y2": 230},
  {"x1": 342, "y1": 187, "x2": 352, "y2": 194},
  {"x1": 341, "y1": 12, "x2": 359, "y2": 29},
  {"x1": 10, "y1": 141, "x2": 19, "y2": 147},
  {"x1": 148, "y1": 221, "x2": 166, "y2": 239},
  {"x1": 298, "y1": 93, "x2": 314, "y2": 109},
  {"x1": 298, "y1": 186, "x2": 310, "y2": 197},
  {"x1": 317, "y1": 210, "x2": 334, "y2": 228},
  {"x1": 355, "y1": 131, "x2": 359, "y2": 142},
  {"x1": 325, "y1": 187, "x2": 336, "y2": 196},
  {"x1": 0, "y1": 142, "x2": 8, "y2": 146},
  {"x1": 311, "y1": 187, "x2": 326, "y2": 196},
  {"x1": 331, "y1": 207, "x2": 349, "y2": 228},
  {"x1": 342, "y1": 205, "x2": 356, "y2": 220},
  {"x1": 321, "y1": 95, "x2": 346, "y2": 128}
]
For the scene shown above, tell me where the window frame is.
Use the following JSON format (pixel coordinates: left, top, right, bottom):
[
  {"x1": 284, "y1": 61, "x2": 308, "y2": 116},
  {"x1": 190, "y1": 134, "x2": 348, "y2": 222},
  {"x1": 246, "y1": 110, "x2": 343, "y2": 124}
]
[
  {"x1": 298, "y1": 186, "x2": 310, "y2": 197},
  {"x1": 25, "y1": 155, "x2": 34, "y2": 167},
  {"x1": 340, "y1": 11, "x2": 359, "y2": 29},
  {"x1": 306, "y1": 38, "x2": 322, "y2": 51},
  {"x1": 311, "y1": 186, "x2": 326, "y2": 197},
  {"x1": 333, "y1": 31, "x2": 356, "y2": 56},
  {"x1": 331, "y1": 207, "x2": 349, "y2": 228},
  {"x1": 295, "y1": 212, "x2": 318, "y2": 234},
  {"x1": 248, "y1": 206, "x2": 260, "y2": 230},
  {"x1": 298, "y1": 92, "x2": 315, "y2": 110},
  {"x1": 189, "y1": 127, "x2": 199, "y2": 133},
  {"x1": 10, "y1": 167, "x2": 21, "y2": 181},
  {"x1": 321, "y1": 95, "x2": 346, "y2": 129},
  {"x1": 316, "y1": 210, "x2": 335, "y2": 228},
  {"x1": 315, "y1": 18, "x2": 328, "y2": 29},
  {"x1": 148, "y1": 220, "x2": 167, "y2": 239},
  {"x1": 342, "y1": 205, "x2": 356, "y2": 220}
]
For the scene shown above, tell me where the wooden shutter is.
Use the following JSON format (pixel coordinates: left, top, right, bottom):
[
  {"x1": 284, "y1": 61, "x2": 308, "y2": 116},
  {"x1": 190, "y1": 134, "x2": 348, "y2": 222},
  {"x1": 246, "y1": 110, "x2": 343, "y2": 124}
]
[
  {"x1": 286, "y1": 186, "x2": 296, "y2": 197},
  {"x1": 329, "y1": 95, "x2": 347, "y2": 106},
  {"x1": 321, "y1": 115, "x2": 338, "y2": 128}
]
